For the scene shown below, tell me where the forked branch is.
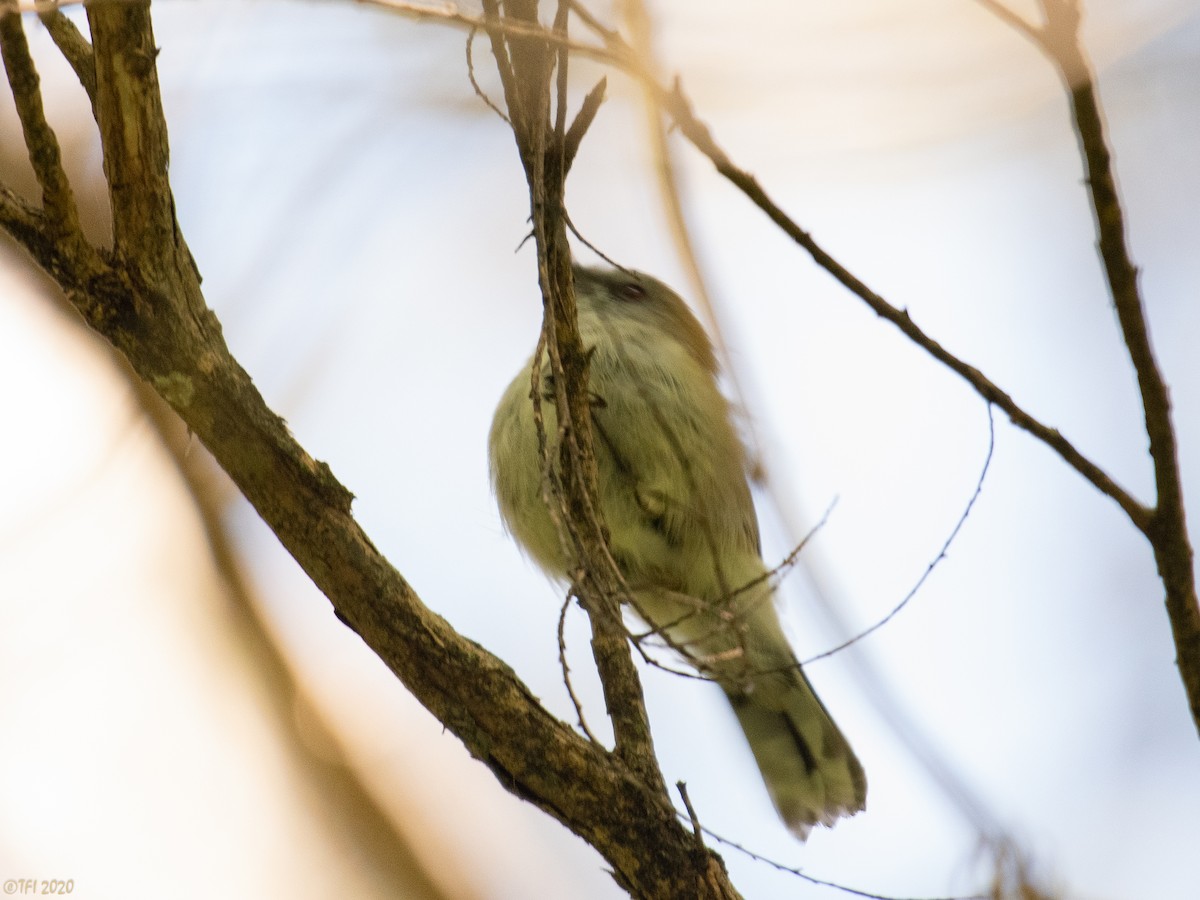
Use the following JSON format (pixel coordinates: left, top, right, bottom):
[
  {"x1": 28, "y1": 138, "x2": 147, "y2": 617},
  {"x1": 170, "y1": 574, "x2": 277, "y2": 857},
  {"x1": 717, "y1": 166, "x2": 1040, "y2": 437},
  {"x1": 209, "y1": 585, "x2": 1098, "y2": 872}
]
[{"x1": 977, "y1": 0, "x2": 1200, "y2": 739}]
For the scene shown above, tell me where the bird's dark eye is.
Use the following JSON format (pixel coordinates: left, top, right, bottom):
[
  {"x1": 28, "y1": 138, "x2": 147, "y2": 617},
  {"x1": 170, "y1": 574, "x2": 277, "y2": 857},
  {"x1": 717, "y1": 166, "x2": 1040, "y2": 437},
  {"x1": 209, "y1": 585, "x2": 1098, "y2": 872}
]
[{"x1": 616, "y1": 281, "x2": 646, "y2": 301}]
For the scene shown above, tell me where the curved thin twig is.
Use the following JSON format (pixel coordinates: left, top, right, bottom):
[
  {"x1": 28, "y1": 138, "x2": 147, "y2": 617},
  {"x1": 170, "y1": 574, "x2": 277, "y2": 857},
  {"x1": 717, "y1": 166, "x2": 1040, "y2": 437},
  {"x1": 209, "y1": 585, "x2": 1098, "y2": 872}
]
[
  {"x1": 693, "y1": 819, "x2": 989, "y2": 900},
  {"x1": 558, "y1": 592, "x2": 602, "y2": 743},
  {"x1": 804, "y1": 404, "x2": 996, "y2": 665}
]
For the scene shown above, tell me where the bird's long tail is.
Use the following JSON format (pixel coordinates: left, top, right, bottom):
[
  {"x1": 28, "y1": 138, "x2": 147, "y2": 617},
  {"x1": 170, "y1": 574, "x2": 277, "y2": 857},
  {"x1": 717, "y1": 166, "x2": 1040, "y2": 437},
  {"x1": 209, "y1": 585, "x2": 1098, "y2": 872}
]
[
  {"x1": 722, "y1": 650, "x2": 866, "y2": 838},
  {"x1": 635, "y1": 573, "x2": 866, "y2": 838}
]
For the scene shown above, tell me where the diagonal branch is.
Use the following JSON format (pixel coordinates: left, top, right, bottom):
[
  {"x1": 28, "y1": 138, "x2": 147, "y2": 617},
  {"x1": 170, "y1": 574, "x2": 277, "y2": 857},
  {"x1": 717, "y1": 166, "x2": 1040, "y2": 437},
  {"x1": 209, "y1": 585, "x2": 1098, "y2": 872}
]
[
  {"x1": 562, "y1": 75, "x2": 605, "y2": 173},
  {"x1": 654, "y1": 81, "x2": 1152, "y2": 535},
  {"x1": 974, "y1": 0, "x2": 1041, "y2": 43}
]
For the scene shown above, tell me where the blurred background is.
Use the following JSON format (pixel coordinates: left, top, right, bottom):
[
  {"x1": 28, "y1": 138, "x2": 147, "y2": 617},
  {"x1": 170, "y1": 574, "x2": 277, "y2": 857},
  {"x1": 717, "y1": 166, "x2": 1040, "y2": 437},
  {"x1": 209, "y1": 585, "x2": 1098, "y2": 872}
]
[{"x1": 1, "y1": 0, "x2": 1198, "y2": 897}]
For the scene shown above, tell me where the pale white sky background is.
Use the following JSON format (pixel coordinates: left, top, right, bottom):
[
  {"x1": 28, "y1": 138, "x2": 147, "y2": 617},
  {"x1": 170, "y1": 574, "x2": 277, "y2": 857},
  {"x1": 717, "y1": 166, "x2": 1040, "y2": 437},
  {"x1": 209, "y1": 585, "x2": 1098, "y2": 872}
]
[{"x1": 1, "y1": 1, "x2": 1199, "y2": 898}]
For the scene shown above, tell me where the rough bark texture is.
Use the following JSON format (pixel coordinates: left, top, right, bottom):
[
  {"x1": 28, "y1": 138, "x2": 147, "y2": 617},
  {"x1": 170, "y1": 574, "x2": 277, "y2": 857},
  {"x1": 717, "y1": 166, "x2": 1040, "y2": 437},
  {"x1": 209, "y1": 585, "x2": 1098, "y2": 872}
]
[{"x1": 1, "y1": 3, "x2": 741, "y2": 897}]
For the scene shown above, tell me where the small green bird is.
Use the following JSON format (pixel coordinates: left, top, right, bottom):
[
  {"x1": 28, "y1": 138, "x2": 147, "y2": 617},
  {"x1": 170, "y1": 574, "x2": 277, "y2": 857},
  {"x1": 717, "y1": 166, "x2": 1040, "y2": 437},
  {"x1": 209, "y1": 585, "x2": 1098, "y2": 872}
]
[{"x1": 489, "y1": 264, "x2": 866, "y2": 838}]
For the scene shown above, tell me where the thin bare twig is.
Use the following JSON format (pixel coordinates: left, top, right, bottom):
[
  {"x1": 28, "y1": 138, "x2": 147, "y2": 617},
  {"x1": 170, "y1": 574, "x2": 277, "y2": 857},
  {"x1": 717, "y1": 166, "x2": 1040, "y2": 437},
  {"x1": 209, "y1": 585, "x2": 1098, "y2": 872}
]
[
  {"x1": 565, "y1": 209, "x2": 628, "y2": 271},
  {"x1": 568, "y1": 0, "x2": 619, "y2": 43},
  {"x1": 733, "y1": 497, "x2": 837, "y2": 601},
  {"x1": 356, "y1": 0, "x2": 640, "y2": 71},
  {"x1": 973, "y1": 0, "x2": 1041, "y2": 43},
  {"x1": 675, "y1": 782, "x2": 706, "y2": 851},
  {"x1": 558, "y1": 593, "x2": 601, "y2": 743},
  {"x1": 695, "y1": 821, "x2": 989, "y2": 900},
  {"x1": 804, "y1": 404, "x2": 996, "y2": 665},
  {"x1": 623, "y1": 501, "x2": 835, "y2": 688},
  {"x1": 465, "y1": 27, "x2": 510, "y2": 125},
  {"x1": 477, "y1": 0, "x2": 524, "y2": 136},
  {"x1": 562, "y1": 76, "x2": 606, "y2": 173}
]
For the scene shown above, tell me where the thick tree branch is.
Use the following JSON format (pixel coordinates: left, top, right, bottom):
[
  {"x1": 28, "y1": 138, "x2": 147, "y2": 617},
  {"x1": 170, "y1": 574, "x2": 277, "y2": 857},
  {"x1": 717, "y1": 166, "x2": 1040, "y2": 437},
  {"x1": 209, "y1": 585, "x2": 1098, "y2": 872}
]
[
  {"x1": 128, "y1": 380, "x2": 453, "y2": 900},
  {"x1": 0, "y1": 5, "x2": 741, "y2": 897}
]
